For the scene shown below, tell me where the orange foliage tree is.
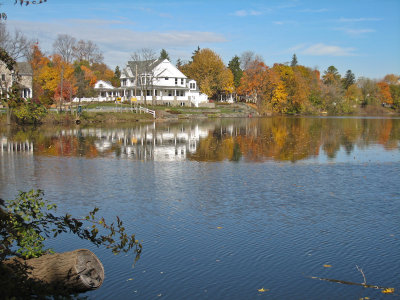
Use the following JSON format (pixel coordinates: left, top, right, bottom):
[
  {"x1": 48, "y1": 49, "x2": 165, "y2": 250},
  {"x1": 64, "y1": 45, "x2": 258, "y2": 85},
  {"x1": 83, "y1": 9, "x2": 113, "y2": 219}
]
[{"x1": 377, "y1": 81, "x2": 393, "y2": 105}]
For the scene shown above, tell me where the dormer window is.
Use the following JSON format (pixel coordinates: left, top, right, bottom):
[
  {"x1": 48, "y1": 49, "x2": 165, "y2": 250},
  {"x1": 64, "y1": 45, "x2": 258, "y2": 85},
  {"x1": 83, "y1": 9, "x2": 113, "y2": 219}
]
[
  {"x1": 99, "y1": 84, "x2": 103, "y2": 88},
  {"x1": 165, "y1": 77, "x2": 168, "y2": 80}
]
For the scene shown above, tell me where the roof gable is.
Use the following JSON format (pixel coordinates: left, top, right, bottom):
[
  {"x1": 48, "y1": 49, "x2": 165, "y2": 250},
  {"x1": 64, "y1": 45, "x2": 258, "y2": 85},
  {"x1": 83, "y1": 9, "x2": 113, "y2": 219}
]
[
  {"x1": 124, "y1": 59, "x2": 187, "y2": 79},
  {"x1": 94, "y1": 80, "x2": 114, "y2": 89}
]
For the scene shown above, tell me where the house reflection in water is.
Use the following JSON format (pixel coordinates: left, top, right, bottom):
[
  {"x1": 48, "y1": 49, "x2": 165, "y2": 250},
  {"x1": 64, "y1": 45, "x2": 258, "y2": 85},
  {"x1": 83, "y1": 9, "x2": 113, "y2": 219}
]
[{"x1": 74, "y1": 123, "x2": 211, "y2": 161}]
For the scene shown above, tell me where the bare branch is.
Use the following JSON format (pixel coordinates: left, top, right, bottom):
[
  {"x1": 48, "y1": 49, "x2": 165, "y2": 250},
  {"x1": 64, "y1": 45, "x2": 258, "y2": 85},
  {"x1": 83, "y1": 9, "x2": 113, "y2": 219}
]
[{"x1": 53, "y1": 34, "x2": 76, "y2": 63}]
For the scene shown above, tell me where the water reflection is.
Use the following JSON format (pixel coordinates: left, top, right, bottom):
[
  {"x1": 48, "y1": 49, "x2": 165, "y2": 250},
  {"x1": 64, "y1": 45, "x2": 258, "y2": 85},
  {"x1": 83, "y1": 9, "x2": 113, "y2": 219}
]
[{"x1": 1, "y1": 117, "x2": 399, "y2": 162}]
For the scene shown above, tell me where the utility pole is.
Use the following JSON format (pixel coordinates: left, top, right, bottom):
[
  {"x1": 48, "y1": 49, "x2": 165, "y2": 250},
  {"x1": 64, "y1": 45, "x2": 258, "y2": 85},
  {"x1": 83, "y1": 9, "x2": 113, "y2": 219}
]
[
  {"x1": 59, "y1": 66, "x2": 64, "y2": 113},
  {"x1": 135, "y1": 64, "x2": 138, "y2": 113}
]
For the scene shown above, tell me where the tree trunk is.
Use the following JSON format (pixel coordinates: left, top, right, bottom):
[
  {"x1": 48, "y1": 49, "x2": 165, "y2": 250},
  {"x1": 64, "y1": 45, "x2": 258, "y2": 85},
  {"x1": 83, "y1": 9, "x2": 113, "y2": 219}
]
[
  {"x1": 6, "y1": 104, "x2": 11, "y2": 125},
  {"x1": 6, "y1": 249, "x2": 104, "y2": 293}
]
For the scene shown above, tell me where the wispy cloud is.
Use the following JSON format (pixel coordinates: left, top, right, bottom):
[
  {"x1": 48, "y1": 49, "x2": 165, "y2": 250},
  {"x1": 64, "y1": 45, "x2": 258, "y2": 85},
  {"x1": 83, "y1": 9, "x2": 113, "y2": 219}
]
[
  {"x1": 7, "y1": 19, "x2": 227, "y2": 66},
  {"x1": 273, "y1": 20, "x2": 297, "y2": 25},
  {"x1": 299, "y1": 8, "x2": 328, "y2": 13},
  {"x1": 337, "y1": 17, "x2": 382, "y2": 22},
  {"x1": 291, "y1": 43, "x2": 356, "y2": 56},
  {"x1": 232, "y1": 9, "x2": 263, "y2": 17},
  {"x1": 334, "y1": 27, "x2": 376, "y2": 35}
]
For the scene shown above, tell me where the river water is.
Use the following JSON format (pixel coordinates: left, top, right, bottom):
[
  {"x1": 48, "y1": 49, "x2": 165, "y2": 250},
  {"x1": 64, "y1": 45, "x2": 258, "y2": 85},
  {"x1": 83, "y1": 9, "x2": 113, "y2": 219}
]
[{"x1": 1, "y1": 117, "x2": 399, "y2": 299}]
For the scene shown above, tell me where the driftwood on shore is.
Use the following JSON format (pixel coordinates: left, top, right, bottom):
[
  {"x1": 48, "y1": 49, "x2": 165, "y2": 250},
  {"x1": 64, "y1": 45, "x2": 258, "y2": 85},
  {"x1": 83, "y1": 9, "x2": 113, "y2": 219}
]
[{"x1": 5, "y1": 249, "x2": 104, "y2": 293}]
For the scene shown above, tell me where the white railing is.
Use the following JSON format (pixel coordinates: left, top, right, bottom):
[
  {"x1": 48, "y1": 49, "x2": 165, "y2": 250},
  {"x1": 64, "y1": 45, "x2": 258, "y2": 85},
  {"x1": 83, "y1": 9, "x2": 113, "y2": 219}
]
[{"x1": 138, "y1": 106, "x2": 156, "y2": 118}]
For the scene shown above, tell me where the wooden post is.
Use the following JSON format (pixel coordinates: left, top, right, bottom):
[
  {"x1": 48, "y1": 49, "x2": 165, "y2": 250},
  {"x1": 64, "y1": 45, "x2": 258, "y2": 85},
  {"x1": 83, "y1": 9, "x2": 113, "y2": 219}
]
[{"x1": 6, "y1": 249, "x2": 104, "y2": 293}]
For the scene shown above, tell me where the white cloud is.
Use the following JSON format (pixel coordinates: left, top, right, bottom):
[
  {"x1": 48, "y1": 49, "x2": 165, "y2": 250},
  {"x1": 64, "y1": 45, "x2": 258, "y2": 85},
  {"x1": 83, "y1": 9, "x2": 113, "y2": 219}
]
[
  {"x1": 7, "y1": 19, "x2": 227, "y2": 67},
  {"x1": 337, "y1": 17, "x2": 381, "y2": 22},
  {"x1": 232, "y1": 9, "x2": 263, "y2": 17},
  {"x1": 292, "y1": 43, "x2": 356, "y2": 56},
  {"x1": 299, "y1": 8, "x2": 328, "y2": 13},
  {"x1": 334, "y1": 27, "x2": 376, "y2": 35}
]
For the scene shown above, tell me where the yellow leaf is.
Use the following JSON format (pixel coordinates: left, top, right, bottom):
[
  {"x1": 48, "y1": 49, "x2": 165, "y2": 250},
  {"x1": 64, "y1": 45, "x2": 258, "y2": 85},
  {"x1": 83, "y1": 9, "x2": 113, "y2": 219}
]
[
  {"x1": 126, "y1": 278, "x2": 134, "y2": 281},
  {"x1": 323, "y1": 264, "x2": 332, "y2": 268},
  {"x1": 217, "y1": 227, "x2": 223, "y2": 229},
  {"x1": 258, "y1": 288, "x2": 269, "y2": 292},
  {"x1": 382, "y1": 288, "x2": 395, "y2": 294}
]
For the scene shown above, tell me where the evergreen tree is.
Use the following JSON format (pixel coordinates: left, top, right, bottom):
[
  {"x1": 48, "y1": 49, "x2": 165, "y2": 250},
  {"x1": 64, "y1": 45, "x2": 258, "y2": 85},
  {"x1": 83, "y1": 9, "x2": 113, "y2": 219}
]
[
  {"x1": 111, "y1": 66, "x2": 121, "y2": 87},
  {"x1": 191, "y1": 46, "x2": 200, "y2": 62},
  {"x1": 290, "y1": 54, "x2": 298, "y2": 67},
  {"x1": 342, "y1": 69, "x2": 355, "y2": 90},
  {"x1": 323, "y1": 66, "x2": 341, "y2": 85},
  {"x1": 176, "y1": 58, "x2": 183, "y2": 69},
  {"x1": 114, "y1": 66, "x2": 121, "y2": 78},
  {"x1": 228, "y1": 55, "x2": 243, "y2": 89},
  {"x1": 159, "y1": 49, "x2": 170, "y2": 61}
]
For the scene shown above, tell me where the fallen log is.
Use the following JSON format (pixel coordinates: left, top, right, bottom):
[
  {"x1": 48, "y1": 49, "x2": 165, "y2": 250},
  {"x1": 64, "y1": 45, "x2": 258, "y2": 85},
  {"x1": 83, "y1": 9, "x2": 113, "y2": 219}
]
[{"x1": 6, "y1": 249, "x2": 104, "y2": 293}]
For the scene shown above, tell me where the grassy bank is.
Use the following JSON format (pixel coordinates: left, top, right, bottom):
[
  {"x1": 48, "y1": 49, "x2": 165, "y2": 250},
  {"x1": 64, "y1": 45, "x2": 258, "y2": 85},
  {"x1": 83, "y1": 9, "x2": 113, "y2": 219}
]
[{"x1": 1, "y1": 103, "x2": 398, "y2": 127}]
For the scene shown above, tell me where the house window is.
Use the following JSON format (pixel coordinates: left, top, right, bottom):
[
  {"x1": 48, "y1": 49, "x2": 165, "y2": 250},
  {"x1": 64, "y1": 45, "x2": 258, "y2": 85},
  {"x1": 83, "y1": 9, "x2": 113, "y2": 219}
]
[
  {"x1": 165, "y1": 77, "x2": 168, "y2": 80},
  {"x1": 155, "y1": 90, "x2": 158, "y2": 96},
  {"x1": 168, "y1": 91, "x2": 172, "y2": 96},
  {"x1": 122, "y1": 79, "x2": 127, "y2": 86},
  {"x1": 1, "y1": 74, "x2": 5, "y2": 81},
  {"x1": 190, "y1": 83, "x2": 196, "y2": 89},
  {"x1": 175, "y1": 78, "x2": 177, "y2": 85},
  {"x1": 181, "y1": 78, "x2": 184, "y2": 85},
  {"x1": 146, "y1": 90, "x2": 151, "y2": 96}
]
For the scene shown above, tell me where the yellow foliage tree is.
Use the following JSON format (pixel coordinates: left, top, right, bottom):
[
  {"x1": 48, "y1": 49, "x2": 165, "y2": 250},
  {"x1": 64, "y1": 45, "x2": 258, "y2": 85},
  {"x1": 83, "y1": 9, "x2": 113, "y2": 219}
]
[
  {"x1": 181, "y1": 48, "x2": 234, "y2": 99},
  {"x1": 37, "y1": 54, "x2": 76, "y2": 103}
]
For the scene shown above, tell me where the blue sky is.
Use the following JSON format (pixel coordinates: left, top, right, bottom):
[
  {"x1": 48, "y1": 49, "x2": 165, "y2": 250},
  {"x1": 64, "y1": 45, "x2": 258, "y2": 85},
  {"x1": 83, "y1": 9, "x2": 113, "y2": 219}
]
[{"x1": 3, "y1": 0, "x2": 400, "y2": 79}]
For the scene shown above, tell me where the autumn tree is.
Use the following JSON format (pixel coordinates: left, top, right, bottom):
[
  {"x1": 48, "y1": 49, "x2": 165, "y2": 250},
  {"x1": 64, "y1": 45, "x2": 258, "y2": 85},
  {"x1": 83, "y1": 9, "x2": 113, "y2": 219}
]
[
  {"x1": 383, "y1": 74, "x2": 399, "y2": 85},
  {"x1": 377, "y1": 81, "x2": 393, "y2": 106},
  {"x1": 228, "y1": 55, "x2": 243, "y2": 90},
  {"x1": 37, "y1": 54, "x2": 76, "y2": 106},
  {"x1": 357, "y1": 77, "x2": 379, "y2": 106},
  {"x1": 322, "y1": 65, "x2": 341, "y2": 85},
  {"x1": 237, "y1": 59, "x2": 269, "y2": 106},
  {"x1": 181, "y1": 48, "x2": 234, "y2": 99},
  {"x1": 389, "y1": 84, "x2": 400, "y2": 109},
  {"x1": 240, "y1": 51, "x2": 263, "y2": 71}
]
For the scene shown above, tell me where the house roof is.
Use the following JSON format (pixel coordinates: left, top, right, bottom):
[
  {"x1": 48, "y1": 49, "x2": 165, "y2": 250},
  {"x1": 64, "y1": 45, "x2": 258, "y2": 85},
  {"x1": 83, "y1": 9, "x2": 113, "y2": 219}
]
[
  {"x1": 123, "y1": 59, "x2": 187, "y2": 79},
  {"x1": 124, "y1": 59, "x2": 162, "y2": 77},
  {"x1": 16, "y1": 62, "x2": 33, "y2": 76}
]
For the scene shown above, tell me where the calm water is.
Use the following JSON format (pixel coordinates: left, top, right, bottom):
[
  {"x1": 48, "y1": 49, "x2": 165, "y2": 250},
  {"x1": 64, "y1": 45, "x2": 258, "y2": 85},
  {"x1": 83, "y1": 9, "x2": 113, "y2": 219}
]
[{"x1": 1, "y1": 117, "x2": 399, "y2": 299}]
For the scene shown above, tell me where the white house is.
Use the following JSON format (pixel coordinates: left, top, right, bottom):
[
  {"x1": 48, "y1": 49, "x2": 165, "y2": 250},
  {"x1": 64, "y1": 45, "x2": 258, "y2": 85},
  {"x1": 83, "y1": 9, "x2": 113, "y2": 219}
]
[{"x1": 92, "y1": 59, "x2": 208, "y2": 107}]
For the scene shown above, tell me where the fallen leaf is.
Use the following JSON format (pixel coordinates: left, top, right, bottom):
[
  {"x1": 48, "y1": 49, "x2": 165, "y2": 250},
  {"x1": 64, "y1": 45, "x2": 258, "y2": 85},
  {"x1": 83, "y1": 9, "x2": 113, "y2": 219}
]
[
  {"x1": 382, "y1": 288, "x2": 395, "y2": 294},
  {"x1": 217, "y1": 227, "x2": 223, "y2": 229},
  {"x1": 323, "y1": 264, "x2": 332, "y2": 268},
  {"x1": 126, "y1": 278, "x2": 134, "y2": 281},
  {"x1": 258, "y1": 288, "x2": 269, "y2": 292}
]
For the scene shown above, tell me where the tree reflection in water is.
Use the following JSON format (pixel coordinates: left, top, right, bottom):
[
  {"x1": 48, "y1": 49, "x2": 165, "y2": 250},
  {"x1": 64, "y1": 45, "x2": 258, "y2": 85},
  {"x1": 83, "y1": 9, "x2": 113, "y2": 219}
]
[{"x1": 1, "y1": 117, "x2": 399, "y2": 163}]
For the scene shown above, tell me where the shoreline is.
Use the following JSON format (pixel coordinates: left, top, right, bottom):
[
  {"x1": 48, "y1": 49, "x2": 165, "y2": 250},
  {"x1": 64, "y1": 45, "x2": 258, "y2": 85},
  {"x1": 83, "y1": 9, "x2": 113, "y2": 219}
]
[{"x1": 0, "y1": 102, "x2": 398, "y2": 126}]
